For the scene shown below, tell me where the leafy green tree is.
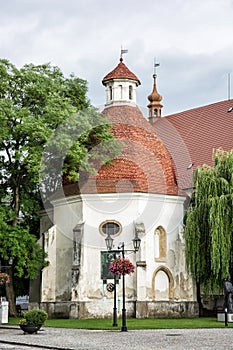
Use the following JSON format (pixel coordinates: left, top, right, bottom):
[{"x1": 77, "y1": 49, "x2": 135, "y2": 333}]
[
  {"x1": 185, "y1": 149, "x2": 233, "y2": 299},
  {"x1": 0, "y1": 59, "x2": 120, "y2": 315},
  {"x1": 0, "y1": 205, "x2": 47, "y2": 315}
]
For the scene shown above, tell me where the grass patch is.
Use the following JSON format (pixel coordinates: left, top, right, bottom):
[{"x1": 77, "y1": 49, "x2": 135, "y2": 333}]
[{"x1": 9, "y1": 317, "x2": 233, "y2": 330}]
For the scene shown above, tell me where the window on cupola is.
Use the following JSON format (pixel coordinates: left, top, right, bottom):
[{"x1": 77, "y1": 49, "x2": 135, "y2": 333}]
[
  {"x1": 109, "y1": 86, "x2": 113, "y2": 100},
  {"x1": 119, "y1": 85, "x2": 123, "y2": 99},
  {"x1": 129, "y1": 85, "x2": 132, "y2": 100},
  {"x1": 154, "y1": 109, "x2": 158, "y2": 116}
]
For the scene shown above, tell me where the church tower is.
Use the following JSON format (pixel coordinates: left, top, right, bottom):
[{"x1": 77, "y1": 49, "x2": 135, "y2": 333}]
[
  {"x1": 102, "y1": 54, "x2": 141, "y2": 107},
  {"x1": 147, "y1": 62, "x2": 163, "y2": 123}
]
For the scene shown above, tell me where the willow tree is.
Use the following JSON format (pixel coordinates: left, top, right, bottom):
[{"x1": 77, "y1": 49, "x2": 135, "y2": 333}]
[{"x1": 185, "y1": 149, "x2": 233, "y2": 296}]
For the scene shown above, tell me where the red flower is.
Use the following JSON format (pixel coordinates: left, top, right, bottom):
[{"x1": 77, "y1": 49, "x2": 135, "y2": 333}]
[
  {"x1": 109, "y1": 257, "x2": 135, "y2": 275},
  {"x1": 0, "y1": 273, "x2": 10, "y2": 285}
]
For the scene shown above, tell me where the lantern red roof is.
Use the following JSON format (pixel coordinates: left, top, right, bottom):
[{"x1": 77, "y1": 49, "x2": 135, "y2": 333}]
[{"x1": 102, "y1": 58, "x2": 141, "y2": 85}]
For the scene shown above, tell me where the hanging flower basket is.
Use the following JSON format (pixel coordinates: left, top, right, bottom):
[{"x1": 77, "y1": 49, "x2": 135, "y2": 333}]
[
  {"x1": 109, "y1": 257, "x2": 135, "y2": 275},
  {"x1": 0, "y1": 273, "x2": 10, "y2": 285}
]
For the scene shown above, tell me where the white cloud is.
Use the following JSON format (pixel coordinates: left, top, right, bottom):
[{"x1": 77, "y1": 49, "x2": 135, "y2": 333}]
[{"x1": 0, "y1": 0, "x2": 233, "y2": 115}]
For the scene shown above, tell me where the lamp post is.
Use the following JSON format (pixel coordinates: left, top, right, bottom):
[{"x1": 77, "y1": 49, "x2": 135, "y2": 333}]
[
  {"x1": 105, "y1": 232, "x2": 141, "y2": 332},
  {"x1": 121, "y1": 242, "x2": 127, "y2": 332},
  {"x1": 105, "y1": 233, "x2": 118, "y2": 326},
  {"x1": 113, "y1": 274, "x2": 118, "y2": 327}
]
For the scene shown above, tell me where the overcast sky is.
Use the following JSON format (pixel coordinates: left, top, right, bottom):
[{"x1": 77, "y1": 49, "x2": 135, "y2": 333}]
[{"x1": 1, "y1": 0, "x2": 233, "y2": 115}]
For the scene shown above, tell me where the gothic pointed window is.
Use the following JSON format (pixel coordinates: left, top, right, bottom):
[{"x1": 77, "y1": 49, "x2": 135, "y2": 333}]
[
  {"x1": 153, "y1": 266, "x2": 174, "y2": 301},
  {"x1": 154, "y1": 269, "x2": 169, "y2": 300},
  {"x1": 154, "y1": 226, "x2": 167, "y2": 261}
]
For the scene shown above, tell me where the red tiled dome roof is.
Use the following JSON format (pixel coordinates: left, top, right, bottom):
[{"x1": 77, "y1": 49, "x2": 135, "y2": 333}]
[
  {"x1": 102, "y1": 59, "x2": 141, "y2": 85},
  {"x1": 80, "y1": 105, "x2": 178, "y2": 195}
]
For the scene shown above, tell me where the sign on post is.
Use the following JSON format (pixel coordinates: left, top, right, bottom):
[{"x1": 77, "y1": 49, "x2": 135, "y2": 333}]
[{"x1": 101, "y1": 251, "x2": 120, "y2": 282}]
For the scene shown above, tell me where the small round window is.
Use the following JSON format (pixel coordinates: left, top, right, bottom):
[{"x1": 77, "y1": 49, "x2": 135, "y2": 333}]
[{"x1": 99, "y1": 220, "x2": 122, "y2": 237}]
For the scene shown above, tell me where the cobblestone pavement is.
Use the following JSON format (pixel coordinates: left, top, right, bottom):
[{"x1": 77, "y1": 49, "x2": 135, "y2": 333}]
[
  {"x1": 1, "y1": 326, "x2": 233, "y2": 350},
  {"x1": 0, "y1": 345, "x2": 44, "y2": 349}
]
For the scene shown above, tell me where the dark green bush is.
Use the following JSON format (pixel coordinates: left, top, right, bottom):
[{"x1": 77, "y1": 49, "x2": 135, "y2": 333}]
[{"x1": 23, "y1": 309, "x2": 48, "y2": 326}]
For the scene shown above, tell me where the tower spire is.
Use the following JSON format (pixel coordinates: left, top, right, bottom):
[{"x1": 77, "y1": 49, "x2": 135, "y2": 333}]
[{"x1": 147, "y1": 58, "x2": 163, "y2": 123}]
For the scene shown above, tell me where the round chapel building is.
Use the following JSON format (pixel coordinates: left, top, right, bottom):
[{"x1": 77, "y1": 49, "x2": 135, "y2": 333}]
[{"x1": 36, "y1": 56, "x2": 198, "y2": 319}]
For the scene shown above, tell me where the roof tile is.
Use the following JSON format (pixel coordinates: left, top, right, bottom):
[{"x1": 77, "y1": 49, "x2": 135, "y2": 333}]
[
  {"x1": 102, "y1": 59, "x2": 140, "y2": 85},
  {"x1": 154, "y1": 99, "x2": 233, "y2": 189}
]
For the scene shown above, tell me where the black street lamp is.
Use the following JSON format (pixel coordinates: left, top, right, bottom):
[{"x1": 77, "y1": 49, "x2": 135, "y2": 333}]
[
  {"x1": 105, "y1": 232, "x2": 141, "y2": 332},
  {"x1": 105, "y1": 233, "x2": 114, "y2": 251},
  {"x1": 113, "y1": 274, "x2": 118, "y2": 327}
]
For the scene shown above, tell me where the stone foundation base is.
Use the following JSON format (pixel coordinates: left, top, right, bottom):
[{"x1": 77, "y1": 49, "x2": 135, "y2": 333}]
[
  {"x1": 32, "y1": 300, "x2": 198, "y2": 319},
  {"x1": 136, "y1": 301, "x2": 199, "y2": 318}
]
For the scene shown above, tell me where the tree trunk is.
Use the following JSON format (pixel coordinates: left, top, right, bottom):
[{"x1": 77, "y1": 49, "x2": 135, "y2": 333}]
[
  {"x1": 5, "y1": 268, "x2": 17, "y2": 317},
  {"x1": 6, "y1": 183, "x2": 20, "y2": 316},
  {"x1": 196, "y1": 282, "x2": 203, "y2": 316},
  {"x1": 12, "y1": 184, "x2": 20, "y2": 226}
]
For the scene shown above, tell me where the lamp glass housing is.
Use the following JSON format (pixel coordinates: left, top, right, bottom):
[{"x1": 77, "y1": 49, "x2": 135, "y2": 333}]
[
  {"x1": 132, "y1": 236, "x2": 141, "y2": 251},
  {"x1": 105, "y1": 234, "x2": 114, "y2": 250}
]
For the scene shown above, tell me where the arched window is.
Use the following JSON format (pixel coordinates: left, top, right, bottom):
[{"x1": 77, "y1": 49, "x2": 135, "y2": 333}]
[
  {"x1": 152, "y1": 266, "x2": 174, "y2": 301},
  {"x1": 154, "y1": 270, "x2": 169, "y2": 300},
  {"x1": 154, "y1": 108, "x2": 158, "y2": 116},
  {"x1": 154, "y1": 226, "x2": 167, "y2": 261},
  {"x1": 129, "y1": 85, "x2": 133, "y2": 100}
]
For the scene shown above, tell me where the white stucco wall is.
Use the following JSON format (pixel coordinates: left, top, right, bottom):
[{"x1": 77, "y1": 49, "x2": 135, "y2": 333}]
[
  {"x1": 105, "y1": 79, "x2": 138, "y2": 106},
  {"x1": 41, "y1": 191, "x2": 196, "y2": 317},
  {"x1": 41, "y1": 196, "x2": 83, "y2": 302},
  {"x1": 79, "y1": 192, "x2": 195, "y2": 303}
]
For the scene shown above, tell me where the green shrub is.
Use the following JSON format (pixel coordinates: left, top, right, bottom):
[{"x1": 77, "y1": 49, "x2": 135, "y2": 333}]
[{"x1": 22, "y1": 309, "x2": 48, "y2": 326}]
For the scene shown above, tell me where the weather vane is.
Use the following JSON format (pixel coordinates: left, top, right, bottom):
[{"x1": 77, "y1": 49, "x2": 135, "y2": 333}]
[
  {"x1": 154, "y1": 57, "x2": 160, "y2": 75},
  {"x1": 120, "y1": 46, "x2": 128, "y2": 60}
]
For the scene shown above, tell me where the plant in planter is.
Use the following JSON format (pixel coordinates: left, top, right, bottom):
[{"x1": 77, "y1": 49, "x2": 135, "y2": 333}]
[{"x1": 19, "y1": 309, "x2": 48, "y2": 334}]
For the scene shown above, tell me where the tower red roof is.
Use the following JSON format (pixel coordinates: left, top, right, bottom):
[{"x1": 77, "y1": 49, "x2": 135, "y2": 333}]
[{"x1": 102, "y1": 59, "x2": 141, "y2": 85}]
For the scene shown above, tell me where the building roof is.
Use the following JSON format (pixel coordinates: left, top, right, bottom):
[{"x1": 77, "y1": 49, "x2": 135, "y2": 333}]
[
  {"x1": 50, "y1": 60, "x2": 233, "y2": 201},
  {"x1": 51, "y1": 105, "x2": 179, "y2": 199},
  {"x1": 154, "y1": 99, "x2": 233, "y2": 190},
  {"x1": 102, "y1": 58, "x2": 141, "y2": 85},
  {"x1": 80, "y1": 105, "x2": 178, "y2": 195},
  {"x1": 50, "y1": 99, "x2": 233, "y2": 200}
]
